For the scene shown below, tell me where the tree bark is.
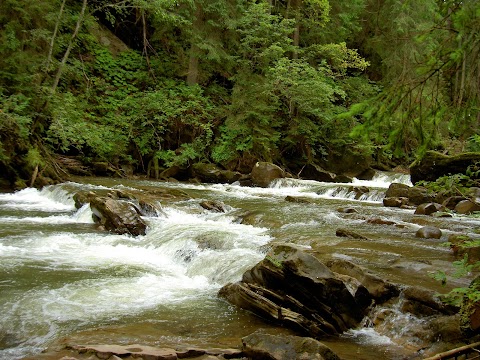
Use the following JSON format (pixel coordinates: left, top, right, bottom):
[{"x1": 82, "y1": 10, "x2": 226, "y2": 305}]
[
  {"x1": 45, "y1": 0, "x2": 67, "y2": 72},
  {"x1": 186, "y1": 3, "x2": 203, "y2": 86},
  {"x1": 51, "y1": 0, "x2": 88, "y2": 94}
]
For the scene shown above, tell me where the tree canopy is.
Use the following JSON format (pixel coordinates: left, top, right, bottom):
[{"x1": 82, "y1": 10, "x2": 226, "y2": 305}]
[{"x1": 0, "y1": 0, "x2": 478, "y2": 186}]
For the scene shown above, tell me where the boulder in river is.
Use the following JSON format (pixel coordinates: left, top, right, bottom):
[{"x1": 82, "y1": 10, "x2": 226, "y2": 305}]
[
  {"x1": 383, "y1": 197, "x2": 409, "y2": 208},
  {"x1": 384, "y1": 183, "x2": 436, "y2": 206},
  {"x1": 89, "y1": 196, "x2": 147, "y2": 236},
  {"x1": 191, "y1": 163, "x2": 244, "y2": 184},
  {"x1": 298, "y1": 163, "x2": 353, "y2": 183},
  {"x1": 251, "y1": 162, "x2": 286, "y2": 187},
  {"x1": 219, "y1": 244, "x2": 371, "y2": 338},
  {"x1": 415, "y1": 226, "x2": 442, "y2": 239},
  {"x1": 455, "y1": 200, "x2": 480, "y2": 215},
  {"x1": 326, "y1": 259, "x2": 399, "y2": 303},
  {"x1": 401, "y1": 285, "x2": 458, "y2": 317},
  {"x1": 414, "y1": 202, "x2": 445, "y2": 216},
  {"x1": 200, "y1": 200, "x2": 227, "y2": 212},
  {"x1": 242, "y1": 330, "x2": 340, "y2": 360},
  {"x1": 385, "y1": 183, "x2": 410, "y2": 198},
  {"x1": 410, "y1": 151, "x2": 480, "y2": 184}
]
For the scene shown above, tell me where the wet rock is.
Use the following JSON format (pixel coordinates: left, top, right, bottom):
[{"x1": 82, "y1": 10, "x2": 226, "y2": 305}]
[
  {"x1": 335, "y1": 228, "x2": 369, "y2": 240},
  {"x1": 401, "y1": 286, "x2": 458, "y2": 317},
  {"x1": 73, "y1": 191, "x2": 97, "y2": 209},
  {"x1": 410, "y1": 151, "x2": 480, "y2": 184},
  {"x1": 356, "y1": 167, "x2": 376, "y2": 180},
  {"x1": 408, "y1": 186, "x2": 436, "y2": 205},
  {"x1": 428, "y1": 315, "x2": 462, "y2": 342},
  {"x1": 74, "y1": 344, "x2": 178, "y2": 359},
  {"x1": 72, "y1": 344, "x2": 241, "y2": 360},
  {"x1": 242, "y1": 330, "x2": 340, "y2": 360},
  {"x1": 383, "y1": 197, "x2": 408, "y2": 208},
  {"x1": 441, "y1": 196, "x2": 467, "y2": 210},
  {"x1": 317, "y1": 147, "x2": 372, "y2": 179},
  {"x1": 414, "y1": 202, "x2": 445, "y2": 216},
  {"x1": 326, "y1": 259, "x2": 400, "y2": 304},
  {"x1": 159, "y1": 166, "x2": 190, "y2": 181},
  {"x1": 367, "y1": 217, "x2": 397, "y2": 226},
  {"x1": 175, "y1": 348, "x2": 205, "y2": 358},
  {"x1": 297, "y1": 163, "x2": 336, "y2": 182},
  {"x1": 219, "y1": 245, "x2": 370, "y2": 338},
  {"x1": 333, "y1": 174, "x2": 353, "y2": 183},
  {"x1": 137, "y1": 199, "x2": 161, "y2": 217},
  {"x1": 415, "y1": 226, "x2": 442, "y2": 239},
  {"x1": 432, "y1": 211, "x2": 453, "y2": 218},
  {"x1": 337, "y1": 207, "x2": 358, "y2": 214},
  {"x1": 89, "y1": 197, "x2": 147, "y2": 236},
  {"x1": 455, "y1": 200, "x2": 480, "y2": 215},
  {"x1": 349, "y1": 186, "x2": 369, "y2": 200},
  {"x1": 191, "y1": 163, "x2": 243, "y2": 184},
  {"x1": 200, "y1": 200, "x2": 227, "y2": 212},
  {"x1": 233, "y1": 210, "x2": 261, "y2": 225},
  {"x1": 285, "y1": 196, "x2": 312, "y2": 204},
  {"x1": 385, "y1": 183, "x2": 410, "y2": 198},
  {"x1": 195, "y1": 233, "x2": 225, "y2": 250},
  {"x1": 251, "y1": 162, "x2": 286, "y2": 187}
]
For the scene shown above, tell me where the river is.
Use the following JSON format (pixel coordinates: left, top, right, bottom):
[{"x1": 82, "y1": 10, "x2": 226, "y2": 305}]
[{"x1": 0, "y1": 173, "x2": 478, "y2": 360}]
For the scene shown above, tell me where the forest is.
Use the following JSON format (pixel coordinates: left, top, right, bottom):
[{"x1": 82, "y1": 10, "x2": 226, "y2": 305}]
[{"x1": 0, "y1": 0, "x2": 479, "y2": 188}]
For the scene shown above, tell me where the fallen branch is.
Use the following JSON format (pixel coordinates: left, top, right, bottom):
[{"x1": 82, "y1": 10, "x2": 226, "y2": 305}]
[{"x1": 424, "y1": 341, "x2": 480, "y2": 360}]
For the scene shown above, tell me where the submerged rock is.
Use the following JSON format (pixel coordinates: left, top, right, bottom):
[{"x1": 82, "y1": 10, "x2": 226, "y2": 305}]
[
  {"x1": 401, "y1": 286, "x2": 458, "y2": 317},
  {"x1": 72, "y1": 344, "x2": 242, "y2": 360},
  {"x1": 200, "y1": 200, "x2": 228, "y2": 212},
  {"x1": 242, "y1": 330, "x2": 340, "y2": 360},
  {"x1": 335, "y1": 228, "x2": 369, "y2": 240}
]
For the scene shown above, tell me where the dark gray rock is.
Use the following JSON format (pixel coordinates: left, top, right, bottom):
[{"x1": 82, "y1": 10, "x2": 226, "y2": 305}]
[
  {"x1": 219, "y1": 245, "x2": 370, "y2": 338},
  {"x1": 326, "y1": 259, "x2": 400, "y2": 304},
  {"x1": 410, "y1": 151, "x2": 480, "y2": 184},
  {"x1": 242, "y1": 331, "x2": 340, "y2": 360},
  {"x1": 455, "y1": 200, "x2": 480, "y2": 215},
  {"x1": 251, "y1": 162, "x2": 286, "y2": 187},
  {"x1": 415, "y1": 226, "x2": 442, "y2": 239},
  {"x1": 89, "y1": 196, "x2": 147, "y2": 236},
  {"x1": 414, "y1": 202, "x2": 445, "y2": 216},
  {"x1": 191, "y1": 163, "x2": 243, "y2": 184},
  {"x1": 335, "y1": 228, "x2": 369, "y2": 240}
]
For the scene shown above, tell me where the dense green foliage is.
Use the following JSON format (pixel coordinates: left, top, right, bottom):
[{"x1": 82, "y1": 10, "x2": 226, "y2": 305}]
[{"x1": 0, "y1": 0, "x2": 478, "y2": 185}]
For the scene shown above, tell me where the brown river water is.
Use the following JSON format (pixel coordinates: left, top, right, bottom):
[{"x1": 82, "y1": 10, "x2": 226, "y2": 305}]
[{"x1": 0, "y1": 173, "x2": 478, "y2": 359}]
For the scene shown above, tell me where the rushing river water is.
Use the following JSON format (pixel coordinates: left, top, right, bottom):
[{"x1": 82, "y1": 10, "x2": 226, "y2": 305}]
[{"x1": 0, "y1": 173, "x2": 479, "y2": 360}]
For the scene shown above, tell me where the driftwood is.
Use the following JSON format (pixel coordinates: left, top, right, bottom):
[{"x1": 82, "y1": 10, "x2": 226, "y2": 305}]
[{"x1": 424, "y1": 341, "x2": 480, "y2": 360}]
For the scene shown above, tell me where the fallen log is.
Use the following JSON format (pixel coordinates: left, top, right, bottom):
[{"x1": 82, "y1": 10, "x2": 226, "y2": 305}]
[{"x1": 424, "y1": 341, "x2": 480, "y2": 360}]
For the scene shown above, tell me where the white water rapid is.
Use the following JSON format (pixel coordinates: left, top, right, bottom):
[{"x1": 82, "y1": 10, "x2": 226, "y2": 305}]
[{"x1": 0, "y1": 172, "x2": 474, "y2": 360}]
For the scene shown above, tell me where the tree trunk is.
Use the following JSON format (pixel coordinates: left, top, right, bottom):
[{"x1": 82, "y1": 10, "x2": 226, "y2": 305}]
[
  {"x1": 51, "y1": 0, "x2": 88, "y2": 94},
  {"x1": 187, "y1": 3, "x2": 203, "y2": 86},
  {"x1": 45, "y1": 0, "x2": 67, "y2": 72}
]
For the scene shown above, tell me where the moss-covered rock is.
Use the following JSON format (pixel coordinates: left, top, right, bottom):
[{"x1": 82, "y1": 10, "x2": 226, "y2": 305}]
[{"x1": 410, "y1": 151, "x2": 480, "y2": 184}]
